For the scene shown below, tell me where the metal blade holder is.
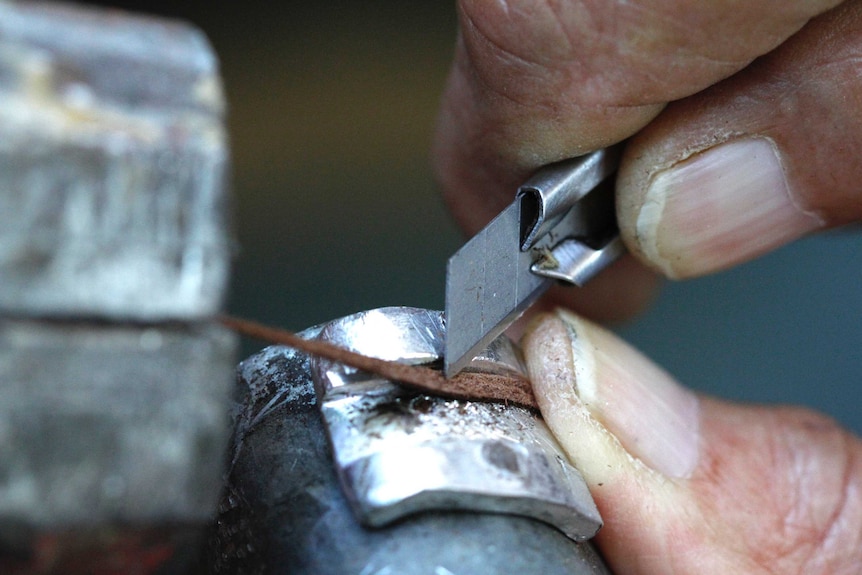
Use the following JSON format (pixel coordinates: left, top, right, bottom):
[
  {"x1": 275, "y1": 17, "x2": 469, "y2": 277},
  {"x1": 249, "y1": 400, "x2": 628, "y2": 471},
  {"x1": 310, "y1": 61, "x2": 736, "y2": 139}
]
[
  {"x1": 444, "y1": 148, "x2": 624, "y2": 376},
  {"x1": 519, "y1": 148, "x2": 624, "y2": 284},
  {"x1": 310, "y1": 307, "x2": 603, "y2": 542}
]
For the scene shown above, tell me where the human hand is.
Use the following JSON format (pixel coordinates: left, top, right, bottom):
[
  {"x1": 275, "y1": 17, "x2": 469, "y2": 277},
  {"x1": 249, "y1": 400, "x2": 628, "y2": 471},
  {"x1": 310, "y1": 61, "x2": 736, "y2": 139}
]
[
  {"x1": 433, "y1": 0, "x2": 862, "y2": 319},
  {"x1": 433, "y1": 1, "x2": 862, "y2": 572}
]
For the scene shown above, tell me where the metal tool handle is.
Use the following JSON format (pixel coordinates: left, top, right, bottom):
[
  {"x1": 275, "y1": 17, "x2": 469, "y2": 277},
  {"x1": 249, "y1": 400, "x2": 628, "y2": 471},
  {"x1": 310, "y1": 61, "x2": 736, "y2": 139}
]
[
  {"x1": 518, "y1": 148, "x2": 620, "y2": 251},
  {"x1": 519, "y1": 148, "x2": 623, "y2": 285}
]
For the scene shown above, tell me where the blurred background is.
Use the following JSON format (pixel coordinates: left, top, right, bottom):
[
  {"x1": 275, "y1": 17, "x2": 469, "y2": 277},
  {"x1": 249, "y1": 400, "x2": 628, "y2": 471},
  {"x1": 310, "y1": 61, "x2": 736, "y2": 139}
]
[{"x1": 89, "y1": 1, "x2": 861, "y2": 432}]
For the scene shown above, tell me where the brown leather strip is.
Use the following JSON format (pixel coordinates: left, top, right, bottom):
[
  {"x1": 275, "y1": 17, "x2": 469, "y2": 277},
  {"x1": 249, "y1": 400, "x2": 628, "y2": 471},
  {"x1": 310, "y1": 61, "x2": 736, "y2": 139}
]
[{"x1": 220, "y1": 315, "x2": 538, "y2": 411}]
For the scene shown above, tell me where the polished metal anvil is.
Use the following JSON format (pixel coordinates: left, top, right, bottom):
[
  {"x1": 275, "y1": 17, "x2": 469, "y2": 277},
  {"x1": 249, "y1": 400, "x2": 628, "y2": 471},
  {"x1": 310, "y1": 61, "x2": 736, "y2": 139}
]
[
  {"x1": 221, "y1": 307, "x2": 612, "y2": 575},
  {"x1": 314, "y1": 307, "x2": 602, "y2": 542}
]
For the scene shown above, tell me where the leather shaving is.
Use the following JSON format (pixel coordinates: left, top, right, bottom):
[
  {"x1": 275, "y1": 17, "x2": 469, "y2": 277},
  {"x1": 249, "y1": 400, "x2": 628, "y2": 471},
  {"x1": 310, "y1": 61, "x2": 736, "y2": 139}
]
[{"x1": 220, "y1": 315, "x2": 538, "y2": 411}]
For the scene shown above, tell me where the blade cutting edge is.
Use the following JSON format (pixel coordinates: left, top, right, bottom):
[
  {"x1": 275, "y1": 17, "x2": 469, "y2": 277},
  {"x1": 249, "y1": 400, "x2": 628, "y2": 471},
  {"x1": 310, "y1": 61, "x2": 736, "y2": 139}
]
[{"x1": 444, "y1": 201, "x2": 551, "y2": 377}]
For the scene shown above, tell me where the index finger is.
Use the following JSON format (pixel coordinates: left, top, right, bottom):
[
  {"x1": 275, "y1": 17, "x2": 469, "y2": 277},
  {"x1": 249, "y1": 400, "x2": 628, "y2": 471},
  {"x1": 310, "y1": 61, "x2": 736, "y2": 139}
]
[{"x1": 432, "y1": 0, "x2": 841, "y2": 319}]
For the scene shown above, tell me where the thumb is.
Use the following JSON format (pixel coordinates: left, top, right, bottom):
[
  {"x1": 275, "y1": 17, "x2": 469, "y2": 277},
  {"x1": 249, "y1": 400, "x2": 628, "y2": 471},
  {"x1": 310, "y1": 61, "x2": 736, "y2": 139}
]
[
  {"x1": 522, "y1": 311, "x2": 862, "y2": 574},
  {"x1": 617, "y1": 2, "x2": 862, "y2": 278}
]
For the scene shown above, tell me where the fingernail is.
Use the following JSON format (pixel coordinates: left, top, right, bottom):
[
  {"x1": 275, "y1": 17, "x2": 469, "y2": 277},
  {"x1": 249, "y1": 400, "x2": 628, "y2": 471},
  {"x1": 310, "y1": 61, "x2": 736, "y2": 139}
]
[
  {"x1": 635, "y1": 138, "x2": 820, "y2": 278},
  {"x1": 549, "y1": 310, "x2": 700, "y2": 479}
]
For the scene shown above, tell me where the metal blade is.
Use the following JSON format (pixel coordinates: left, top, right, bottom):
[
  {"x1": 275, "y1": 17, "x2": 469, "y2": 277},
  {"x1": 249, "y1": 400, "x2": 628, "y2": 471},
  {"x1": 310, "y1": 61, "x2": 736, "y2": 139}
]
[{"x1": 444, "y1": 201, "x2": 551, "y2": 377}]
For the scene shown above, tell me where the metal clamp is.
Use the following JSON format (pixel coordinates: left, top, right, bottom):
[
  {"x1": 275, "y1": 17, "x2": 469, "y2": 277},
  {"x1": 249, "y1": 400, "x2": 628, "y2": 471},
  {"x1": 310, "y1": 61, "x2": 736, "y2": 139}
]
[{"x1": 311, "y1": 307, "x2": 602, "y2": 542}]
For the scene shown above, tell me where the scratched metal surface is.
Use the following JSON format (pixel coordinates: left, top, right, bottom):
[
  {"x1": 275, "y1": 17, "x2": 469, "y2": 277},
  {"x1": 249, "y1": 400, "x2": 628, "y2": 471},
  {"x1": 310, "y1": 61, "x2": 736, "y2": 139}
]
[{"x1": 209, "y1": 341, "x2": 611, "y2": 574}]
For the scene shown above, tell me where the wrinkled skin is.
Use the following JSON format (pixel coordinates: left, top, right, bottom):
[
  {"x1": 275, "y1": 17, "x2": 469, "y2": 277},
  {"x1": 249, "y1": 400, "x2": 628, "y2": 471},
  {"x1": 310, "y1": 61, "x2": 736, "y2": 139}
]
[
  {"x1": 522, "y1": 313, "x2": 862, "y2": 574},
  {"x1": 433, "y1": 1, "x2": 862, "y2": 573}
]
